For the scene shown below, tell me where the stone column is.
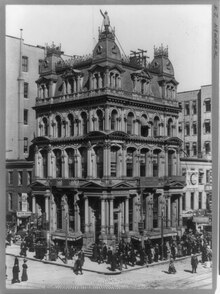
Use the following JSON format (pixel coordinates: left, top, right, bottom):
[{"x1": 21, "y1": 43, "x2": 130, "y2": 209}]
[
  {"x1": 125, "y1": 196, "x2": 129, "y2": 233},
  {"x1": 175, "y1": 198, "x2": 179, "y2": 227},
  {"x1": 146, "y1": 194, "x2": 154, "y2": 230},
  {"x1": 101, "y1": 196, "x2": 106, "y2": 234},
  {"x1": 179, "y1": 195, "x2": 183, "y2": 227},
  {"x1": 34, "y1": 146, "x2": 40, "y2": 178},
  {"x1": 87, "y1": 144, "x2": 93, "y2": 178},
  {"x1": 105, "y1": 108, "x2": 110, "y2": 131},
  {"x1": 45, "y1": 189, "x2": 50, "y2": 221},
  {"x1": 105, "y1": 199, "x2": 109, "y2": 234},
  {"x1": 171, "y1": 198, "x2": 177, "y2": 228},
  {"x1": 84, "y1": 196, "x2": 89, "y2": 233},
  {"x1": 77, "y1": 76, "x2": 81, "y2": 92},
  {"x1": 49, "y1": 80, "x2": 53, "y2": 97},
  {"x1": 167, "y1": 196, "x2": 171, "y2": 227},
  {"x1": 103, "y1": 141, "x2": 111, "y2": 178},
  {"x1": 74, "y1": 193, "x2": 80, "y2": 232},
  {"x1": 176, "y1": 149, "x2": 180, "y2": 175},
  {"x1": 105, "y1": 68, "x2": 110, "y2": 87},
  {"x1": 32, "y1": 195, "x2": 36, "y2": 213},
  {"x1": 109, "y1": 197, "x2": 114, "y2": 235}
]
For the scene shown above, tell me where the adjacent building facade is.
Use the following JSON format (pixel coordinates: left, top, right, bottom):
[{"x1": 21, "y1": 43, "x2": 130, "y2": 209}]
[{"x1": 31, "y1": 17, "x2": 185, "y2": 246}]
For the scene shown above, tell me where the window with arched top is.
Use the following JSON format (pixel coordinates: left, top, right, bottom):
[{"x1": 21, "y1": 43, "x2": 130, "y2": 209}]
[
  {"x1": 153, "y1": 117, "x2": 160, "y2": 137},
  {"x1": 167, "y1": 118, "x2": 173, "y2": 137},
  {"x1": 42, "y1": 117, "x2": 48, "y2": 136},
  {"x1": 97, "y1": 109, "x2": 104, "y2": 131},
  {"x1": 127, "y1": 113, "x2": 134, "y2": 135},
  {"x1": 68, "y1": 114, "x2": 74, "y2": 137},
  {"x1": 94, "y1": 147, "x2": 103, "y2": 178},
  {"x1": 55, "y1": 116, "x2": 62, "y2": 138},
  {"x1": 66, "y1": 148, "x2": 75, "y2": 178},
  {"x1": 53, "y1": 149, "x2": 62, "y2": 177},
  {"x1": 79, "y1": 147, "x2": 87, "y2": 178},
  {"x1": 111, "y1": 110, "x2": 118, "y2": 131},
  {"x1": 81, "y1": 112, "x2": 87, "y2": 135}
]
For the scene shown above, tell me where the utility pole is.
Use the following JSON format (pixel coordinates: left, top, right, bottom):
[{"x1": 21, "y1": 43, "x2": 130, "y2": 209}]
[{"x1": 65, "y1": 213, "x2": 68, "y2": 264}]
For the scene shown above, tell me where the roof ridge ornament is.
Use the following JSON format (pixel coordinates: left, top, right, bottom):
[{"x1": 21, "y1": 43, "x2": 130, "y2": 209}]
[
  {"x1": 100, "y1": 9, "x2": 110, "y2": 32},
  {"x1": 154, "y1": 44, "x2": 169, "y2": 58}
]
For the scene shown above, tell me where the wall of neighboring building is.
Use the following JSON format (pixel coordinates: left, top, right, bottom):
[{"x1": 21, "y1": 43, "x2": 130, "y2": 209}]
[{"x1": 6, "y1": 35, "x2": 45, "y2": 160}]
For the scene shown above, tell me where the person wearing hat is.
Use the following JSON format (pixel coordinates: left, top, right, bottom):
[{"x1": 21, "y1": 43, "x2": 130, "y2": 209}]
[
  {"x1": 168, "y1": 257, "x2": 176, "y2": 274},
  {"x1": 21, "y1": 259, "x2": 28, "y2": 281},
  {"x1": 11, "y1": 257, "x2": 20, "y2": 283}
]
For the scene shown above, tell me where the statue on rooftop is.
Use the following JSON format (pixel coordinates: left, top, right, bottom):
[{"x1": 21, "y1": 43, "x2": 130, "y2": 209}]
[{"x1": 100, "y1": 10, "x2": 110, "y2": 31}]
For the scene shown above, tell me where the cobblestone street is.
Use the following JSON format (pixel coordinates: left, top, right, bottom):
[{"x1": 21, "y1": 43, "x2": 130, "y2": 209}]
[{"x1": 6, "y1": 254, "x2": 212, "y2": 290}]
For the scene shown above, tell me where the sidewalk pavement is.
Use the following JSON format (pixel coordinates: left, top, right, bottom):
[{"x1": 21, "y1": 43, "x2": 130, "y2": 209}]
[{"x1": 6, "y1": 243, "x2": 195, "y2": 275}]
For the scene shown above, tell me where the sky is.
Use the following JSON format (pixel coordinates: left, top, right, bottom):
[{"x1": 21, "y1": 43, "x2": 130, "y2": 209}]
[{"x1": 6, "y1": 5, "x2": 212, "y2": 92}]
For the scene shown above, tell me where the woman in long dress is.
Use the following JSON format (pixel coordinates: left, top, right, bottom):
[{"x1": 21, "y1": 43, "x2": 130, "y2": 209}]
[
  {"x1": 21, "y1": 259, "x2": 28, "y2": 281},
  {"x1": 11, "y1": 257, "x2": 20, "y2": 283}
]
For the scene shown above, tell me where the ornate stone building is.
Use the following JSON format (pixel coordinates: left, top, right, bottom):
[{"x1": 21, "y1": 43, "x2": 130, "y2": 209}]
[{"x1": 31, "y1": 14, "x2": 185, "y2": 247}]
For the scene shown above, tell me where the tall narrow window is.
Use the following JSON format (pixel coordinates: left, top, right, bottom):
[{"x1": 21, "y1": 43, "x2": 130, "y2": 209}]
[
  {"x1": 192, "y1": 143, "x2": 197, "y2": 156},
  {"x1": 192, "y1": 122, "x2": 197, "y2": 135},
  {"x1": 79, "y1": 148, "x2": 87, "y2": 178},
  {"x1": 185, "y1": 143, "x2": 190, "y2": 156},
  {"x1": 95, "y1": 147, "x2": 103, "y2": 178},
  {"x1": 204, "y1": 141, "x2": 211, "y2": 154},
  {"x1": 204, "y1": 99, "x2": 211, "y2": 112},
  {"x1": 153, "y1": 150, "x2": 160, "y2": 177},
  {"x1": 192, "y1": 101, "x2": 197, "y2": 114},
  {"x1": 111, "y1": 147, "x2": 118, "y2": 177},
  {"x1": 81, "y1": 112, "x2": 87, "y2": 135},
  {"x1": 24, "y1": 82, "x2": 29, "y2": 98},
  {"x1": 41, "y1": 150, "x2": 48, "y2": 178},
  {"x1": 111, "y1": 110, "x2": 117, "y2": 131},
  {"x1": 22, "y1": 56, "x2": 28, "y2": 72},
  {"x1": 167, "y1": 118, "x2": 173, "y2": 137},
  {"x1": 185, "y1": 123, "x2": 190, "y2": 136},
  {"x1": 66, "y1": 149, "x2": 75, "y2": 178},
  {"x1": 168, "y1": 151, "x2": 174, "y2": 176},
  {"x1": 185, "y1": 103, "x2": 190, "y2": 115},
  {"x1": 24, "y1": 109, "x2": 28, "y2": 125},
  {"x1": 127, "y1": 113, "x2": 134, "y2": 135},
  {"x1": 68, "y1": 114, "x2": 74, "y2": 137},
  {"x1": 24, "y1": 137, "x2": 28, "y2": 153},
  {"x1": 54, "y1": 149, "x2": 62, "y2": 178},
  {"x1": 42, "y1": 118, "x2": 48, "y2": 136},
  {"x1": 198, "y1": 192, "x2": 202, "y2": 209},
  {"x1": 204, "y1": 120, "x2": 211, "y2": 134},
  {"x1": 97, "y1": 110, "x2": 104, "y2": 131},
  {"x1": 127, "y1": 148, "x2": 135, "y2": 177},
  {"x1": 55, "y1": 116, "x2": 62, "y2": 137},
  {"x1": 18, "y1": 193, "x2": 22, "y2": 211},
  {"x1": 140, "y1": 149, "x2": 147, "y2": 177},
  {"x1": 153, "y1": 117, "x2": 160, "y2": 137},
  {"x1": 182, "y1": 193, "x2": 186, "y2": 210},
  {"x1": 141, "y1": 115, "x2": 148, "y2": 137},
  {"x1": 190, "y1": 192, "x2": 194, "y2": 210}
]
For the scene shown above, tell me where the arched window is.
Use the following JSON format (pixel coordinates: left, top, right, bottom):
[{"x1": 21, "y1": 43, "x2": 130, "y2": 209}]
[
  {"x1": 153, "y1": 117, "x2": 160, "y2": 137},
  {"x1": 153, "y1": 149, "x2": 160, "y2": 177},
  {"x1": 111, "y1": 110, "x2": 118, "y2": 131},
  {"x1": 54, "y1": 149, "x2": 62, "y2": 177},
  {"x1": 140, "y1": 149, "x2": 148, "y2": 177},
  {"x1": 79, "y1": 148, "x2": 87, "y2": 178},
  {"x1": 97, "y1": 109, "x2": 104, "y2": 131},
  {"x1": 66, "y1": 148, "x2": 75, "y2": 178},
  {"x1": 95, "y1": 147, "x2": 103, "y2": 178},
  {"x1": 40, "y1": 150, "x2": 48, "y2": 178},
  {"x1": 68, "y1": 114, "x2": 74, "y2": 137},
  {"x1": 141, "y1": 115, "x2": 149, "y2": 137},
  {"x1": 42, "y1": 117, "x2": 48, "y2": 136},
  {"x1": 81, "y1": 112, "x2": 87, "y2": 135},
  {"x1": 55, "y1": 116, "x2": 62, "y2": 138},
  {"x1": 127, "y1": 113, "x2": 134, "y2": 135},
  {"x1": 127, "y1": 147, "x2": 135, "y2": 177},
  {"x1": 167, "y1": 118, "x2": 173, "y2": 137}
]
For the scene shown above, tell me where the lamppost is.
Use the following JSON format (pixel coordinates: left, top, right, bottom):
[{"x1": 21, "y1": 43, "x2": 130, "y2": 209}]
[
  {"x1": 138, "y1": 178, "x2": 144, "y2": 249},
  {"x1": 160, "y1": 198, "x2": 166, "y2": 261}
]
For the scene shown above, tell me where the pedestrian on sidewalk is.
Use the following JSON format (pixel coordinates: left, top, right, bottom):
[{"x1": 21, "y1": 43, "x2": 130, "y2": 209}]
[
  {"x1": 21, "y1": 259, "x2": 28, "y2": 281},
  {"x1": 168, "y1": 258, "x2": 176, "y2": 274},
  {"x1": 11, "y1": 257, "x2": 20, "y2": 284},
  {"x1": 191, "y1": 253, "x2": 198, "y2": 273}
]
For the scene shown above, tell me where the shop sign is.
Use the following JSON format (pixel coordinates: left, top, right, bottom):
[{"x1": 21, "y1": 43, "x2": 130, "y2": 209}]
[
  {"x1": 17, "y1": 211, "x2": 32, "y2": 218},
  {"x1": 21, "y1": 193, "x2": 28, "y2": 212}
]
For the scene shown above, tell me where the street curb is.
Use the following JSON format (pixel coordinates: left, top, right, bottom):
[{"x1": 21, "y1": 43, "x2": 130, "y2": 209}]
[{"x1": 6, "y1": 252, "x2": 201, "y2": 276}]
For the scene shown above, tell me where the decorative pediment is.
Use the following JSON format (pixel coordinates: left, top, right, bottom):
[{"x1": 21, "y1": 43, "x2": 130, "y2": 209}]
[
  {"x1": 112, "y1": 181, "x2": 135, "y2": 189},
  {"x1": 80, "y1": 181, "x2": 103, "y2": 188}
]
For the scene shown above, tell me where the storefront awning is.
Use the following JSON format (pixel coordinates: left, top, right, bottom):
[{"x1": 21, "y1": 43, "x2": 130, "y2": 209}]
[{"x1": 51, "y1": 232, "x2": 83, "y2": 242}]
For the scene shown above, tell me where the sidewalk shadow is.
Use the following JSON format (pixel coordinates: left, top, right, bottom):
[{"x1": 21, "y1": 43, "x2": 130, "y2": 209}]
[{"x1": 184, "y1": 269, "x2": 193, "y2": 273}]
